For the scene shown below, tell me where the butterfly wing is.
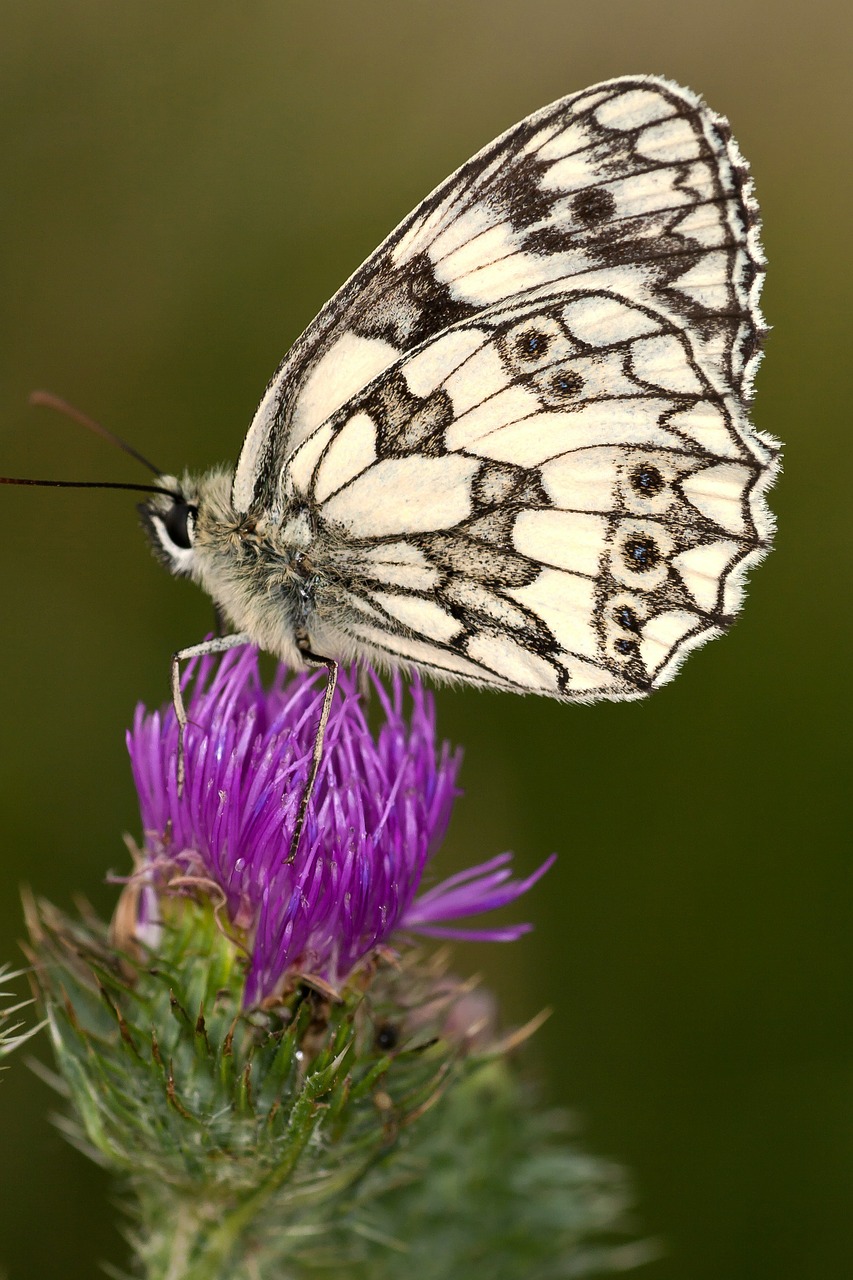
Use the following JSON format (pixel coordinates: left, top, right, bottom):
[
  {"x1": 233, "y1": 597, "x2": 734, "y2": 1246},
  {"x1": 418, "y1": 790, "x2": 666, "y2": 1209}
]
[
  {"x1": 237, "y1": 74, "x2": 778, "y2": 699},
  {"x1": 283, "y1": 284, "x2": 775, "y2": 698},
  {"x1": 233, "y1": 75, "x2": 769, "y2": 515}
]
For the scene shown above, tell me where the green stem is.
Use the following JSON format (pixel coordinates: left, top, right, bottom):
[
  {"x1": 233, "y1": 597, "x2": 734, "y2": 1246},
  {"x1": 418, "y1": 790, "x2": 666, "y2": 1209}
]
[{"x1": 171, "y1": 1065, "x2": 338, "y2": 1280}]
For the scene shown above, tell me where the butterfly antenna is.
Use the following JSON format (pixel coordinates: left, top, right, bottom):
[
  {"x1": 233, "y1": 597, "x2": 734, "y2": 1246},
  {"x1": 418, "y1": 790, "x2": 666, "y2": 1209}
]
[
  {"x1": 28, "y1": 390, "x2": 163, "y2": 477},
  {"x1": 0, "y1": 476, "x2": 181, "y2": 498}
]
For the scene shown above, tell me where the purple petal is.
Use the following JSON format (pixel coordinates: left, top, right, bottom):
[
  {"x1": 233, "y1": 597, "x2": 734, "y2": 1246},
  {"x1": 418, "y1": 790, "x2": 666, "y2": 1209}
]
[
  {"x1": 404, "y1": 854, "x2": 557, "y2": 928},
  {"x1": 126, "y1": 647, "x2": 553, "y2": 1004}
]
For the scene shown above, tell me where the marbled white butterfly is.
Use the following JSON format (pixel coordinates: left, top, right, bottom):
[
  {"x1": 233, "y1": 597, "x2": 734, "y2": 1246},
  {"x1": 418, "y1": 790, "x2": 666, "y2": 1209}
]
[{"x1": 138, "y1": 75, "x2": 778, "y2": 733}]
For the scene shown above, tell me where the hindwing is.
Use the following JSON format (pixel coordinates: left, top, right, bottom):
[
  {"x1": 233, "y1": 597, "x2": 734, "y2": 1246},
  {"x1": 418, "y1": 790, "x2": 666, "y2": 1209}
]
[{"x1": 284, "y1": 287, "x2": 775, "y2": 697}]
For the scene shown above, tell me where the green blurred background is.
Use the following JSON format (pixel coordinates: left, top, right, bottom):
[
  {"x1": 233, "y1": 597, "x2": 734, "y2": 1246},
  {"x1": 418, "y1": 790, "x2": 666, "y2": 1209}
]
[{"x1": 0, "y1": 3, "x2": 849, "y2": 1277}]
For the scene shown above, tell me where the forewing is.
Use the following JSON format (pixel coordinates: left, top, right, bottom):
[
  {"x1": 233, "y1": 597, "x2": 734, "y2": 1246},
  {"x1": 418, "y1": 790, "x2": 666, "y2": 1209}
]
[
  {"x1": 286, "y1": 287, "x2": 777, "y2": 700},
  {"x1": 233, "y1": 75, "x2": 766, "y2": 515}
]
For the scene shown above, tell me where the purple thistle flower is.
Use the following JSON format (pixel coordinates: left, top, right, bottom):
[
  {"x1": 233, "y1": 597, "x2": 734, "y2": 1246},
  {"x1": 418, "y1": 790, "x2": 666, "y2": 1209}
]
[{"x1": 127, "y1": 648, "x2": 554, "y2": 1005}]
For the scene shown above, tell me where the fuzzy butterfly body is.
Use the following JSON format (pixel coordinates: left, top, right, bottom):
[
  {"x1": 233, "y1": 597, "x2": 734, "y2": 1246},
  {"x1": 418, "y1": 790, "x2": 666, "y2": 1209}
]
[{"x1": 143, "y1": 75, "x2": 779, "y2": 702}]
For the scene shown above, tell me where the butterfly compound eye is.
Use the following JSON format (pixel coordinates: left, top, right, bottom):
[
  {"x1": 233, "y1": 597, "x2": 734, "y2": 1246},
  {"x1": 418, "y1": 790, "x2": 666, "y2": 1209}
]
[{"x1": 163, "y1": 501, "x2": 196, "y2": 550}]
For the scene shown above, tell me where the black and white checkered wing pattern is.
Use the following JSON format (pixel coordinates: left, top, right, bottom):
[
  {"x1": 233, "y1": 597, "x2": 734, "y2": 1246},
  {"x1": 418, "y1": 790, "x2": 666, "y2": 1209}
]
[
  {"x1": 234, "y1": 76, "x2": 767, "y2": 511},
  {"x1": 236, "y1": 75, "x2": 778, "y2": 699},
  {"x1": 285, "y1": 283, "x2": 775, "y2": 698}
]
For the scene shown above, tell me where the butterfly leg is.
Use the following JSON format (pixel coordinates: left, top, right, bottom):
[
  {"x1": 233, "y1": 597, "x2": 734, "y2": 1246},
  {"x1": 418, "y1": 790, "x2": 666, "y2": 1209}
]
[
  {"x1": 287, "y1": 650, "x2": 339, "y2": 864},
  {"x1": 170, "y1": 633, "x2": 252, "y2": 793}
]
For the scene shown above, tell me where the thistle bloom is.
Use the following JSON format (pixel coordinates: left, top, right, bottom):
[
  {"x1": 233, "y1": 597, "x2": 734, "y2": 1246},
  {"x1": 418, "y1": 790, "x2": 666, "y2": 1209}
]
[{"x1": 127, "y1": 648, "x2": 553, "y2": 1005}]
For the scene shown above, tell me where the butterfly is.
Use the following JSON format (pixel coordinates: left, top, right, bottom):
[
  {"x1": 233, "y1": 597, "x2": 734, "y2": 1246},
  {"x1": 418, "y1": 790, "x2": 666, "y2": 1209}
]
[{"x1": 135, "y1": 74, "x2": 778, "y2": 798}]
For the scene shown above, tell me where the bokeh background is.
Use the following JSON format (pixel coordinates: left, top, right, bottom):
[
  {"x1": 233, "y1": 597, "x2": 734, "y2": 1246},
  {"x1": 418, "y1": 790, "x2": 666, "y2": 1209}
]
[{"x1": 0, "y1": 3, "x2": 849, "y2": 1277}]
